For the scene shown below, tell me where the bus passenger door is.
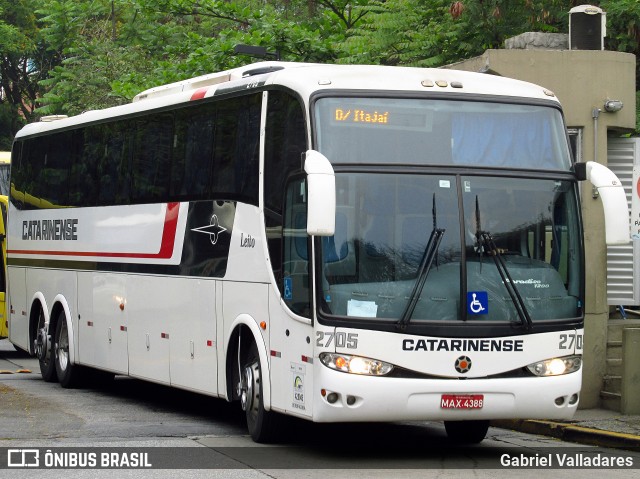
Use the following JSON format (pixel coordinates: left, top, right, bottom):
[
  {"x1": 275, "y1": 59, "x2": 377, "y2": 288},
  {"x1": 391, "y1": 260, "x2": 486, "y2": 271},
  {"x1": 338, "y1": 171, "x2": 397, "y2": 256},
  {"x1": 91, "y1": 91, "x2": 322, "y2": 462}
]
[{"x1": 268, "y1": 177, "x2": 314, "y2": 417}]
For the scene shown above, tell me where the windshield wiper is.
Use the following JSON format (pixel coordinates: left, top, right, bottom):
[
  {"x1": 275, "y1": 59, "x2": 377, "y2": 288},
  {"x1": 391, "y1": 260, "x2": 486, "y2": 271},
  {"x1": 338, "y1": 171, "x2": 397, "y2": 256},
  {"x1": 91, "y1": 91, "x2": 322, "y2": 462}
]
[
  {"x1": 474, "y1": 196, "x2": 532, "y2": 331},
  {"x1": 397, "y1": 194, "x2": 444, "y2": 331}
]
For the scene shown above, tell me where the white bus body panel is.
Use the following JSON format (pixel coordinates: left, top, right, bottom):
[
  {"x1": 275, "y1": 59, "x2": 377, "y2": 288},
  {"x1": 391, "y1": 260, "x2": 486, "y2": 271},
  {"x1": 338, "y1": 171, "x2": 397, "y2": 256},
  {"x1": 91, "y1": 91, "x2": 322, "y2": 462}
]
[
  {"x1": 169, "y1": 279, "x2": 218, "y2": 395},
  {"x1": 78, "y1": 272, "x2": 129, "y2": 374},
  {"x1": 268, "y1": 284, "x2": 314, "y2": 418},
  {"x1": 224, "y1": 203, "x2": 271, "y2": 284}
]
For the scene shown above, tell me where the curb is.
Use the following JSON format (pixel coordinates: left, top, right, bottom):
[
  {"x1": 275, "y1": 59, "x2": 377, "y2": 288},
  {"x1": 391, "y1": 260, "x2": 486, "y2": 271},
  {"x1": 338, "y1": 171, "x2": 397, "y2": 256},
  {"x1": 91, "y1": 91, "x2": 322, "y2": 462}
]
[{"x1": 492, "y1": 419, "x2": 640, "y2": 451}]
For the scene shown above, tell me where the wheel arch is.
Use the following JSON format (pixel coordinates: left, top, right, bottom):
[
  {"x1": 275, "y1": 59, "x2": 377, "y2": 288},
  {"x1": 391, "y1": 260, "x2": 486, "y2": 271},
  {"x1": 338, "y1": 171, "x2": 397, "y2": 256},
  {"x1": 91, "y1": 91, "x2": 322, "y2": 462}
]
[{"x1": 224, "y1": 314, "x2": 271, "y2": 411}]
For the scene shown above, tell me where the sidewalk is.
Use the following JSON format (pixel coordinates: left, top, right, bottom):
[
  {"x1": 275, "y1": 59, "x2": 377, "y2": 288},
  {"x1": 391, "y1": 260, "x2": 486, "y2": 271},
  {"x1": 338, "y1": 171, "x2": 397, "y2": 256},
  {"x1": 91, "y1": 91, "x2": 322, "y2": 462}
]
[{"x1": 493, "y1": 409, "x2": 640, "y2": 451}]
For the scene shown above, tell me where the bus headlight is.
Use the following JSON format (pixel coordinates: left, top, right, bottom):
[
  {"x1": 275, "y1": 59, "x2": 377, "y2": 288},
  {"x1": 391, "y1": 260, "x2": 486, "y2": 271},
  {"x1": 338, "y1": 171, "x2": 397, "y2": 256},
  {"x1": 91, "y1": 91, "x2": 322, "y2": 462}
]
[
  {"x1": 526, "y1": 355, "x2": 582, "y2": 376},
  {"x1": 319, "y1": 352, "x2": 394, "y2": 376}
]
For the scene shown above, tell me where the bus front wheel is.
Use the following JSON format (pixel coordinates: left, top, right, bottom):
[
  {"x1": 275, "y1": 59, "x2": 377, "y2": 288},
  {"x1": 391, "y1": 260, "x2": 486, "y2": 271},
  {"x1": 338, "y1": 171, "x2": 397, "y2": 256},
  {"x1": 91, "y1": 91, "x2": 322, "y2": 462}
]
[
  {"x1": 444, "y1": 420, "x2": 490, "y2": 444},
  {"x1": 240, "y1": 342, "x2": 278, "y2": 443}
]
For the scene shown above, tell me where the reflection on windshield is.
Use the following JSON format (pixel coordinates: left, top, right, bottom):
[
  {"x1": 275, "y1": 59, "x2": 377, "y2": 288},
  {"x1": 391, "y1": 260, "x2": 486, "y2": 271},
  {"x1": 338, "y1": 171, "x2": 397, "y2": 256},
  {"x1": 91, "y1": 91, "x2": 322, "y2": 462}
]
[{"x1": 319, "y1": 174, "x2": 581, "y2": 325}]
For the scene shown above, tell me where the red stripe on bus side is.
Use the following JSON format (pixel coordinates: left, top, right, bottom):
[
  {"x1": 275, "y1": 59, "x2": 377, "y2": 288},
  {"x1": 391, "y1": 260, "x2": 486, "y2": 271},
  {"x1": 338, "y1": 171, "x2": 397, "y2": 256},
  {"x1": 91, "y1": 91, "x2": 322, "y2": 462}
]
[
  {"x1": 8, "y1": 202, "x2": 180, "y2": 260},
  {"x1": 190, "y1": 87, "x2": 208, "y2": 101}
]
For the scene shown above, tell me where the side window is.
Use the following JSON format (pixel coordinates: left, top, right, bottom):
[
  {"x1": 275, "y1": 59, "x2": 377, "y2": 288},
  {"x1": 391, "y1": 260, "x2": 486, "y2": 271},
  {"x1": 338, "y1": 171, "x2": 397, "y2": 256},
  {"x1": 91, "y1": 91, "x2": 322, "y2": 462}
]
[
  {"x1": 98, "y1": 121, "x2": 132, "y2": 206},
  {"x1": 32, "y1": 131, "x2": 72, "y2": 207},
  {"x1": 132, "y1": 114, "x2": 173, "y2": 203},
  {"x1": 264, "y1": 90, "x2": 307, "y2": 293},
  {"x1": 172, "y1": 104, "x2": 216, "y2": 200},
  {"x1": 69, "y1": 129, "x2": 95, "y2": 206},
  {"x1": 282, "y1": 177, "x2": 311, "y2": 317},
  {"x1": 212, "y1": 94, "x2": 261, "y2": 205}
]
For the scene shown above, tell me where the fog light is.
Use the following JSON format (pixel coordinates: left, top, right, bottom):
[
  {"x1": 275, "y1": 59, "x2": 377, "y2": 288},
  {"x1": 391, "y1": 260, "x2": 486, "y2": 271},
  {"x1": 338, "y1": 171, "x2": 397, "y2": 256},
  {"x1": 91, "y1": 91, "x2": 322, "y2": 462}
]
[
  {"x1": 555, "y1": 396, "x2": 565, "y2": 406},
  {"x1": 569, "y1": 394, "x2": 579, "y2": 405},
  {"x1": 346, "y1": 395, "x2": 356, "y2": 406},
  {"x1": 327, "y1": 392, "x2": 339, "y2": 404}
]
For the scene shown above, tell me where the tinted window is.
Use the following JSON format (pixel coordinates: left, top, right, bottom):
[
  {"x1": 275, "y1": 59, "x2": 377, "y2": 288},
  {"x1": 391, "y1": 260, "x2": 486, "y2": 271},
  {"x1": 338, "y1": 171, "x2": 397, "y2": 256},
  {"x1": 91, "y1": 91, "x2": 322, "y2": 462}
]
[
  {"x1": 11, "y1": 93, "x2": 263, "y2": 209},
  {"x1": 131, "y1": 115, "x2": 172, "y2": 203}
]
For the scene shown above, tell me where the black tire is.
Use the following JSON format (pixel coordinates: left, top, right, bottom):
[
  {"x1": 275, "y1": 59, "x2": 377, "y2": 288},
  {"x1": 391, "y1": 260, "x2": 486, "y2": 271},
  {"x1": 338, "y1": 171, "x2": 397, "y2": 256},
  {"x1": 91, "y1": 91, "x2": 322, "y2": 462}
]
[
  {"x1": 444, "y1": 420, "x2": 490, "y2": 444},
  {"x1": 34, "y1": 309, "x2": 57, "y2": 383},
  {"x1": 53, "y1": 312, "x2": 83, "y2": 388},
  {"x1": 241, "y1": 342, "x2": 279, "y2": 443}
]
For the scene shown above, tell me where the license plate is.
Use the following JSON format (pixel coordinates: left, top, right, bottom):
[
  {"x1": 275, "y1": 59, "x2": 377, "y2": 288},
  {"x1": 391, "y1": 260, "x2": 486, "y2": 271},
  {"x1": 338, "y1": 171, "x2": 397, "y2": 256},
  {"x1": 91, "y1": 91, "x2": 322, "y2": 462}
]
[{"x1": 440, "y1": 394, "x2": 484, "y2": 409}]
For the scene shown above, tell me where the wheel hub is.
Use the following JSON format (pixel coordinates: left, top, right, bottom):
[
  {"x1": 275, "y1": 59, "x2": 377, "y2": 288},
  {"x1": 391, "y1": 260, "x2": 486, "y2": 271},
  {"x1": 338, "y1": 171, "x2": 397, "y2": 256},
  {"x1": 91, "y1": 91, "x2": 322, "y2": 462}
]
[
  {"x1": 239, "y1": 365, "x2": 254, "y2": 412},
  {"x1": 34, "y1": 327, "x2": 49, "y2": 361}
]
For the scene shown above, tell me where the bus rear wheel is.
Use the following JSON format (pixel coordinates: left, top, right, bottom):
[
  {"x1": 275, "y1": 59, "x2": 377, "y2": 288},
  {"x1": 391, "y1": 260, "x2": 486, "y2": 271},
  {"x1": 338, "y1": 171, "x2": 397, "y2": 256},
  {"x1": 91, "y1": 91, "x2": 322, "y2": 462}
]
[
  {"x1": 34, "y1": 309, "x2": 57, "y2": 383},
  {"x1": 240, "y1": 342, "x2": 278, "y2": 443},
  {"x1": 54, "y1": 312, "x2": 83, "y2": 388},
  {"x1": 444, "y1": 420, "x2": 490, "y2": 444}
]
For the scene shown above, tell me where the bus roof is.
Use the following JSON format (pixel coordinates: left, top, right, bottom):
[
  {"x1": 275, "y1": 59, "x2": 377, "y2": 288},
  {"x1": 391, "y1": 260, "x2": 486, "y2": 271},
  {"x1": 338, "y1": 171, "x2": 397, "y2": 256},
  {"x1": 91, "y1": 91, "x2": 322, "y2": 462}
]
[{"x1": 14, "y1": 62, "x2": 560, "y2": 139}]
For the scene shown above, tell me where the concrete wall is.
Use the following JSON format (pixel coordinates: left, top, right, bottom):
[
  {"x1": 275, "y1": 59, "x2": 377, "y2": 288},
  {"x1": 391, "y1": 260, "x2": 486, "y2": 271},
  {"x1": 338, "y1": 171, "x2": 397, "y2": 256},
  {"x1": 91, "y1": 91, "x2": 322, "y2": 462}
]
[{"x1": 447, "y1": 48, "x2": 636, "y2": 408}]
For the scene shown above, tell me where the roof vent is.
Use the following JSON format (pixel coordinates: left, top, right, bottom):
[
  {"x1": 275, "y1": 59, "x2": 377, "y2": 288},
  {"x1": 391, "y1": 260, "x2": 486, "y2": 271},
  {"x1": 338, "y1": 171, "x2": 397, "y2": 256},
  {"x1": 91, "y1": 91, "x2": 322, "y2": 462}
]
[{"x1": 569, "y1": 5, "x2": 606, "y2": 50}]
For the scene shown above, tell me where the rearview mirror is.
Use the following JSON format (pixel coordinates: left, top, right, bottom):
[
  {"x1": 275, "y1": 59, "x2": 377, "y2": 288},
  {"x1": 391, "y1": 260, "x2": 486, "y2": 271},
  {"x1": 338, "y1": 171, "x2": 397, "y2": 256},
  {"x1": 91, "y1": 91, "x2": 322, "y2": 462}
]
[{"x1": 304, "y1": 150, "x2": 335, "y2": 236}]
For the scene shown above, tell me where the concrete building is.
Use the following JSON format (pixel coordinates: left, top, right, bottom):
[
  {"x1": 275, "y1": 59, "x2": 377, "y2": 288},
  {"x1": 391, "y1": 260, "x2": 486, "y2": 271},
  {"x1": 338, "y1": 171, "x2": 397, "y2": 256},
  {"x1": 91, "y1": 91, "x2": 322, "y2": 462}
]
[{"x1": 446, "y1": 29, "x2": 637, "y2": 410}]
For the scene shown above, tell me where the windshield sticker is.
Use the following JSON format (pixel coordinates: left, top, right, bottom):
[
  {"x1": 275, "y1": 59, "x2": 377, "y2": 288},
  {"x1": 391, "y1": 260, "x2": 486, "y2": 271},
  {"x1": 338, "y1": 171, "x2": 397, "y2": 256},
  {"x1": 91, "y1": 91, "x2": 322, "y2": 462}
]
[
  {"x1": 347, "y1": 299, "x2": 378, "y2": 317},
  {"x1": 467, "y1": 291, "x2": 488, "y2": 315}
]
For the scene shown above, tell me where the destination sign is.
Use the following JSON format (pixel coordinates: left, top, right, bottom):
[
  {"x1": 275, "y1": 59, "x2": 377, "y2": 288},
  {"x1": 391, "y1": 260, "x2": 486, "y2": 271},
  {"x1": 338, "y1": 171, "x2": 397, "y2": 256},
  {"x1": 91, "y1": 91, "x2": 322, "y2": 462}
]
[
  {"x1": 331, "y1": 106, "x2": 432, "y2": 130},
  {"x1": 334, "y1": 108, "x2": 389, "y2": 124}
]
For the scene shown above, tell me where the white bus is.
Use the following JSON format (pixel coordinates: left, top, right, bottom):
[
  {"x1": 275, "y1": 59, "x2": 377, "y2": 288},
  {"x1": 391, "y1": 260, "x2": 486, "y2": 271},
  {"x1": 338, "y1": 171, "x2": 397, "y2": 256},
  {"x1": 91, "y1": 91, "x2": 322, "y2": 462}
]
[{"x1": 7, "y1": 62, "x2": 629, "y2": 443}]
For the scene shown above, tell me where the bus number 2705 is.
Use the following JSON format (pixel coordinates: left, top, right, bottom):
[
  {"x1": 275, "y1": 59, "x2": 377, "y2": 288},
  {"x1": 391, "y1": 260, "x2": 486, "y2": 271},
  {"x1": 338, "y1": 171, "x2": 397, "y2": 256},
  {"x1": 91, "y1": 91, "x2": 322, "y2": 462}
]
[{"x1": 316, "y1": 332, "x2": 358, "y2": 349}]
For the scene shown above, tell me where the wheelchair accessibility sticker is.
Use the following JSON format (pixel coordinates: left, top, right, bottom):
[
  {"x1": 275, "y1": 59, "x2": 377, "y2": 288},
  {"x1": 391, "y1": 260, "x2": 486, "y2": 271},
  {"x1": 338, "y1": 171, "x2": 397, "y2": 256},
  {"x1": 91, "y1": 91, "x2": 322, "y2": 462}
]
[
  {"x1": 283, "y1": 277, "x2": 293, "y2": 300},
  {"x1": 467, "y1": 291, "x2": 488, "y2": 315}
]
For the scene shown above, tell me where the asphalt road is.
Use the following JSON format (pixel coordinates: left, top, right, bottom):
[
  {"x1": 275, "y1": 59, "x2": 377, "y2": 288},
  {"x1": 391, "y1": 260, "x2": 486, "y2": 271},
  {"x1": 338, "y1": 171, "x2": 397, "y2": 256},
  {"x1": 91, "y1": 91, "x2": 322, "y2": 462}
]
[{"x1": 0, "y1": 339, "x2": 638, "y2": 478}]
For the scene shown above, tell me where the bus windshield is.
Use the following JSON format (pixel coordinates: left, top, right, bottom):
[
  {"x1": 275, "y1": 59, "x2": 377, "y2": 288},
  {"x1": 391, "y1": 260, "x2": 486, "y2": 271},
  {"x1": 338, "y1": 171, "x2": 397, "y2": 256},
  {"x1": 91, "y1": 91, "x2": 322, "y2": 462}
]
[
  {"x1": 315, "y1": 99, "x2": 582, "y2": 327},
  {"x1": 314, "y1": 97, "x2": 572, "y2": 170}
]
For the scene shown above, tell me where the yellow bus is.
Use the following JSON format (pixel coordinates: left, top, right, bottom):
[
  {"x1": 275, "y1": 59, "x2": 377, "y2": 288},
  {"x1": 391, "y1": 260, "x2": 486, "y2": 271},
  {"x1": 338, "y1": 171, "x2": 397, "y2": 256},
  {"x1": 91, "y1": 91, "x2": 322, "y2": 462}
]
[{"x1": 0, "y1": 151, "x2": 9, "y2": 338}]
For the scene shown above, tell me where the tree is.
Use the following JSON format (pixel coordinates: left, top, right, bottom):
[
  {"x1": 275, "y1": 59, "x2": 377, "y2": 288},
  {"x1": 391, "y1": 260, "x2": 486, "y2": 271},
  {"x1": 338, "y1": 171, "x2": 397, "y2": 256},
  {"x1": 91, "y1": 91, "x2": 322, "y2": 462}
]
[
  {"x1": 339, "y1": 0, "x2": 572, "y2": 67},
  {"x1": 0, "y1": 0, "x2": 48, "y2": 137}
]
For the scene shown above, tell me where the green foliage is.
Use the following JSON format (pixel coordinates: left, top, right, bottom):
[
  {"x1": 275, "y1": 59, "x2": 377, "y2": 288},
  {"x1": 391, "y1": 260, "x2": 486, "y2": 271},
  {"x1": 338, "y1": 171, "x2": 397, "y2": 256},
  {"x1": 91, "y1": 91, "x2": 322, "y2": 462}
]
[
  {"x1": 340, "y1": 0, "x2": 572, "y2": 67},
  {"x1": 2, "y1": 0, "x2": 640, "y2": 145}
]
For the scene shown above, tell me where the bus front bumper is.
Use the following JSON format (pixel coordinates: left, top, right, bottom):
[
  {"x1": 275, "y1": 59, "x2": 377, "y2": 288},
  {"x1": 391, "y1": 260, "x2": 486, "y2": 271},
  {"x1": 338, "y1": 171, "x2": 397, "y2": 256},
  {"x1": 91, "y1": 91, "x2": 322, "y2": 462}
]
[{"x1": 312, "y1": 365, "x2": 581, "y2": 423}]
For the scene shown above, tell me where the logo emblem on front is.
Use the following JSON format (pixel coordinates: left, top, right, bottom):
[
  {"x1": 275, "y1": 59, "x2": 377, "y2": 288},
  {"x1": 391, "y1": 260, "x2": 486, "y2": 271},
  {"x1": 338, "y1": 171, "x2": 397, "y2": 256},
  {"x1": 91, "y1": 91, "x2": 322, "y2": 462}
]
[
  {"x1": 191, "y1": 214, "x2": 227, "y2": 245},
  {"x1": 455, "y1": 356, "x2": 472, "y2": 373}
]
